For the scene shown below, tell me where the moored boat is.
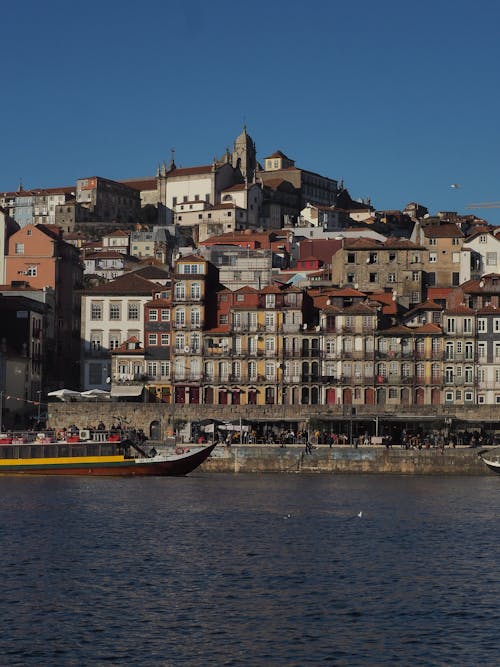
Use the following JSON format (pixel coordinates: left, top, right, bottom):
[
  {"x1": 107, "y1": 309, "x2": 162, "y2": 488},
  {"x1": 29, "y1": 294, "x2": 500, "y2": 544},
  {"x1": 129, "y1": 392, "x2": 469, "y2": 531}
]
[
  {"x1": 479, "y1": 449, "x2": 500, "y2": 474},
  {"x1": 0, "y1": 431, "x2": 216, "y2": 476}
]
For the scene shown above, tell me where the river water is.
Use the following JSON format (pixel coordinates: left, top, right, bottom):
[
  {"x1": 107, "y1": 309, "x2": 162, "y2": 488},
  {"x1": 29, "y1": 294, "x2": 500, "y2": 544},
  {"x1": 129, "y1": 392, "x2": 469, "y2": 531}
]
[{"x1": 0, "y1": 473, "x2": 498, "y2": 666}]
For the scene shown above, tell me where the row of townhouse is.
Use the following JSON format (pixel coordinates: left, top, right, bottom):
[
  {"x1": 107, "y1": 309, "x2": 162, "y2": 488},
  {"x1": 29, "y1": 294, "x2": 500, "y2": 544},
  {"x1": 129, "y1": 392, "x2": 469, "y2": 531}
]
[{"x1": 81, "y1": 253, "x2": 500, "y2": 407}]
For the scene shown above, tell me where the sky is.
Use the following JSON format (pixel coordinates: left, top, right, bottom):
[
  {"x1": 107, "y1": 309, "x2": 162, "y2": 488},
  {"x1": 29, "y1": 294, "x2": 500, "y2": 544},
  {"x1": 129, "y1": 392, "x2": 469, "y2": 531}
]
[{"x1": 1, "y1": 0, "x2": 500, "y2": 224}]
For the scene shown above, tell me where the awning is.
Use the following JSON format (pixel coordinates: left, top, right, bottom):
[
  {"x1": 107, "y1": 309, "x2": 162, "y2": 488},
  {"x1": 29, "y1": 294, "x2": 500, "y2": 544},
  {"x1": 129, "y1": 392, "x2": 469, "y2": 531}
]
[{"x1": 110, "y1": 385, "x2": 144, "y2": 397}]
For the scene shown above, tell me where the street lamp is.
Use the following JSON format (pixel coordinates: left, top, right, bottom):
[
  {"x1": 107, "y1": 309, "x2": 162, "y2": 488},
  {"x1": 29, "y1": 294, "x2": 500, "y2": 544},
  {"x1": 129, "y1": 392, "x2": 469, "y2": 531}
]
[{"x1": 37, "y1": 390, "x2": 42, "y2": 424}]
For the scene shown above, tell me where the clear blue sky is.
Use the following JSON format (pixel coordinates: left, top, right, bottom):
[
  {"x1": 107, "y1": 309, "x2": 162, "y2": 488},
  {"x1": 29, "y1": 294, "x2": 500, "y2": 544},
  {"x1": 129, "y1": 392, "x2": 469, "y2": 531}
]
[{"x1": 2, "y1": 0, "x2": 500, "y2": 224}]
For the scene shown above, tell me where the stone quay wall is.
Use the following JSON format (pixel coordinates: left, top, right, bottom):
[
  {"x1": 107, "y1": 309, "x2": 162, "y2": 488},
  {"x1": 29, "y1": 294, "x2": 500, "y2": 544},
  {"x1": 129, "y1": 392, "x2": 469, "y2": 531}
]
[{"x1": 203, "y1": 445, "x2": 489, "y2": 475}]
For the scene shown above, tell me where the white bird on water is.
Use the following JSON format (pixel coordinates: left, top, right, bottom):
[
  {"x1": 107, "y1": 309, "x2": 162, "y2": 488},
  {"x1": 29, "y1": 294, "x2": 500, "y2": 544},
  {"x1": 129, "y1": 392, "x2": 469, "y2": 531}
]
[{"x1": 357, "y1": 511, "x2": 363, "y2": 518}]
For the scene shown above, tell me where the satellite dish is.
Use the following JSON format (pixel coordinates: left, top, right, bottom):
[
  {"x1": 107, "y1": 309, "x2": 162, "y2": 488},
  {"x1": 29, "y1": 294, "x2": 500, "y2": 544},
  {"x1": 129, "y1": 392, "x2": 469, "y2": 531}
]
[{"x1": 106, "y1": 376, "x2": 111, "y2": 384}]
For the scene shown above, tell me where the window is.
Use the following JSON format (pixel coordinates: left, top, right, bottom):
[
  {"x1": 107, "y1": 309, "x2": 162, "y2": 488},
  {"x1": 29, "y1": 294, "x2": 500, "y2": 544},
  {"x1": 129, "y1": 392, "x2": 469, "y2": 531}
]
[
  {"x1": 175, "y1": 309, "x2": 185, "y2": 326},
  {"x1": 368, "y1": 252, "x2": 378, "y2": 264},
  {"x1": 148, "y1": 333, "x2": 158, "y2": 346},
  {"x1": 494, "y1": 318, "x2": 500, "y2": 333},
  {"x1": 411, "y1": 292, "x2": 420, "y2": 303},
  {"x1": 429, "y1": 252, "x2": 437, "y2": 263},
  {"x1": 109, "y1": 303, "x2": 120, "y2": 320},
  {"x1": 190, "y1": 283, "x2": 201, "y2": 299},
  {"x1": 147, "y1": 362, "x2": 157, "y2": 378},
  {"x1": 109, "y1": 334, "x2": 120, "y2": 350},
  {"x1": 90, "y1": 333, "x2": 101, "y2": 352},
  {"x1": 161, "y1": 309, "x2": 170, "y2": 322},
  {"x1": 427, "y1": 272, "x2": 436, "y2": 286},
  {"x1": 388, "y1": 273, "x2": 396, "y2": 283},
  {"x1": 27, "y1": 266, "x2": 37, "y2": 276},
  {"x1": 347, "y1": 273, "x2": 355, "y2": 283},
  {"x1": 477, "y1": 318, "x2": 486, "y2": 333},
  {"x1": 91, "y1": 303, "x2": 102, "y2": 320},
  {"x1": 149, "y1": 309, "x2": 158, "y2": 322},
  {"x1": 190, "y1": 309, "x2": 201, "y2": 326},
  {"x1": 347, "y1": 253, "x2": 356, "y2": 264},
  {"x1": 447, "y1": 318, "x2": 455, "y2": 333},
  {"x1": 445, "y1": 391, "x2": 454, "y2": 402},
  {"x1": 389, "y1": 252, "x2": 396, "y2": 262},
  {"x1": 161, "y1": 334, "x2": 170, "y2": 346},
  {"x1": 160, "y1": 362, "x2": 170, "y2": 378},
  {"x1": 175, "y1": 283, "x2": 185, "y2": 300},
  {"x1": 463, "y1": 318, "x2": 473, "y2": 334},
  {"x1": 465, "y1": 367, "x2": 473, "y2": 383},
  {"x1": 479, "y1": 235, "x2": 487, "y2": 244},
  {"x1": 452, "y1": 252, "x2": 460, "y2": 263},
  {"x1": 487, "y1": 252, "x2": 497, "y2": 266},
  {"x1": 429, "y1": 238, "x2": 437, "y2": 246},
  {"x1": 128, "y1": 303, "x2": 139, "y2": 320},
  {"x1": 452, "y1": 238, "x2": 460, "y2": 246},
  {"x1": 465, "y1": 342, "x2": 473, "y2": 360},
  {"x1": 478, "y1": 342, "x2": 486, "y2": 358},
  {"x1": 452, "y1": 272, "x2": 460, "y2": 286},
  {"x1": 412, "y1": 271, "x2": 419, "y2": 281},
  {"x1": 15, "y1": 243, "x2": 24, "y2": 254},
  {"x1": 464, "y1": 391, "x2": 474, "y2": 402},
  {"x1": 369, "y1": 273, "x2": 378, "y2": 283}
]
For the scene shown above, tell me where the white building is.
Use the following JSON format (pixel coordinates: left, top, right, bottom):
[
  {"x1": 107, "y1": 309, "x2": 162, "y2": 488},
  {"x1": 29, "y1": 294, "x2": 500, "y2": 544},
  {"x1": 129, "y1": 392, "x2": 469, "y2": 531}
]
[
  {"x1": 462, "y1": 230, "x2": 500, "y2": 284},
  {"x1": 80, "y1": 272, "x2": 161, "y2": 390}
]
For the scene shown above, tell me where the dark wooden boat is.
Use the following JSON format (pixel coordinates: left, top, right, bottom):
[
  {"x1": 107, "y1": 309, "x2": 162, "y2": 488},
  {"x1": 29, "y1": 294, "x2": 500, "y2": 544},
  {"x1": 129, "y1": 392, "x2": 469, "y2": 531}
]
[{"x1": 0, "y1": 431, "x2": 216, "y2": 476}]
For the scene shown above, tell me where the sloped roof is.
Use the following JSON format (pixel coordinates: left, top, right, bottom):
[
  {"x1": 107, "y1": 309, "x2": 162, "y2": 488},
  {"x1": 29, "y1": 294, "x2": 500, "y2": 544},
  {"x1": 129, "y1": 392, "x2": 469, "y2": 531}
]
[
  {"x1": 422, "y1": 224, "x2": 464, "y2": 238},
  {"x1": 84, "y1": 272, "x2": 161, "y2": 295},
  {"x1": 168, "y1": 165, "x2": 213, "y2": 177}
]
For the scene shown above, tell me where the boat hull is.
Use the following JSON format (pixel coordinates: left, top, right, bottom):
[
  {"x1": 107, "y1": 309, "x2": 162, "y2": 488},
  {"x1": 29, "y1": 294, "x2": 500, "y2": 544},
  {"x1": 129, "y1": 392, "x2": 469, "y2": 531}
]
[
  {"x1": 0, "y1": 444, "x2": 216, "y2": 477},
  {"x1": 480, "y1": 457, "x2": 500, "y2": 475}
]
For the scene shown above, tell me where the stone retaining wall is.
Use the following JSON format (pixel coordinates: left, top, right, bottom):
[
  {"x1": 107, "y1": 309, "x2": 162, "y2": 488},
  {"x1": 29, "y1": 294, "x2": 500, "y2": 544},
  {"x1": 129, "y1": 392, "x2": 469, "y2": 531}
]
[{"x1": 201, "y1": 445, "x2": 489, "y2": 475}]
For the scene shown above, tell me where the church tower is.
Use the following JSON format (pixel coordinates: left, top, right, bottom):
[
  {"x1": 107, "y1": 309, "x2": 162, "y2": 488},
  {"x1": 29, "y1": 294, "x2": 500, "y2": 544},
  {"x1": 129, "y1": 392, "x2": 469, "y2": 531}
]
[{"x1": 232, "y1": 125, "x2": 257, "y2": 183}]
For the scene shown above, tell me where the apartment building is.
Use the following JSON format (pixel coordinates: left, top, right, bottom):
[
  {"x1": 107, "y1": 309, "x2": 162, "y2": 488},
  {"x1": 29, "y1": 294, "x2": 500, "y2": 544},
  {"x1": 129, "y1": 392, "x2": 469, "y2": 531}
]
[{"x1": 330, "y1": 237, "x2": 427, "y2": 307}]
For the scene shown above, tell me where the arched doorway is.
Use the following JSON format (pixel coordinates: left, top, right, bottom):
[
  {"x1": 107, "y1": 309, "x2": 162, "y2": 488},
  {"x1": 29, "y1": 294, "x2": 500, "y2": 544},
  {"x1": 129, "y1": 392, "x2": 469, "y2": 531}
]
[
  {"x1": 248, "y1": 390, "x2": 257, "y2": 405},
  {"x1": 265, "y1": 387, "x2": 275, "y2": 404},
  {"x1": 376, "y1": 388, "x2": 386, "y2": 405},
  {"x1": 401, "y1": 387, "x2": 410, "y2": 405},
  {"x1": 232, "y1": 390, "x2": 240, "y2": 405},
  {"x1": 365, "y1": 387, "x2": 375, "y2": 405},
  {"x1": 326, "y1": 388, "x2": 336, "y2": 405},
  {"x1": 431, "y1": 387, "x2": 440, "y2": 405},
  {"x1": 204, "y1": 387, "x2": 214, "y2": 404},
  {"x1": 343, "y1": 387, "x2": 352, "y2": 404},
  {"x1": 415, "y1": 387, "x2": 425, "y2": 405}
]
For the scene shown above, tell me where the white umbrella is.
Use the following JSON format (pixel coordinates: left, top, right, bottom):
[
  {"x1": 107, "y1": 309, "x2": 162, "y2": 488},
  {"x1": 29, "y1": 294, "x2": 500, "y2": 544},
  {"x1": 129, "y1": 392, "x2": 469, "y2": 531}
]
[
  {"x1": 80, "y1": 389, "x2": 111, "y2": 399},
  {"x1": 47, "y1": 389, "x2": 82, "y2": 402}
]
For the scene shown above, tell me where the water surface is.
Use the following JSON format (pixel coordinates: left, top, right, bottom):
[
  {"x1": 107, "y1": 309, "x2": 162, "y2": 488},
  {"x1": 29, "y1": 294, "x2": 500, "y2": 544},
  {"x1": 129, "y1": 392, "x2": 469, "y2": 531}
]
[{"x1": 0, "y1": 474, "x2": 498, "y2": 666}]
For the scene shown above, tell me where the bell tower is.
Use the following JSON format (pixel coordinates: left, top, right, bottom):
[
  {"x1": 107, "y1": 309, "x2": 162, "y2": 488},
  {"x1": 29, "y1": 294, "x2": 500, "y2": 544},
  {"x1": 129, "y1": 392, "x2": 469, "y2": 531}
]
[{"x1": 232, "y1": 125, "x2": 257, "y2": 183}]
